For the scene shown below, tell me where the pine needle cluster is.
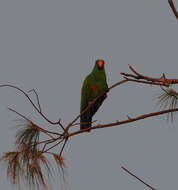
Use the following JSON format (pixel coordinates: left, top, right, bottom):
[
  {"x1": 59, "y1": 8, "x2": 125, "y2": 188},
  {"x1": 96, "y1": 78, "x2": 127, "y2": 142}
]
[
  {"x1": 1, "y1": 117, "x2": 66, "y2": 190},
  {"x1": 156, "y1": 87, "x2": 178, "y2": 121}
]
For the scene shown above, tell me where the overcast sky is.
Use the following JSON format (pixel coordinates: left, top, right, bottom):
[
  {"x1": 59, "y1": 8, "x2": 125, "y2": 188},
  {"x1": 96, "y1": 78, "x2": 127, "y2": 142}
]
[{"x1": 0, "y1": 0, "x2": 178, "y2": 190}]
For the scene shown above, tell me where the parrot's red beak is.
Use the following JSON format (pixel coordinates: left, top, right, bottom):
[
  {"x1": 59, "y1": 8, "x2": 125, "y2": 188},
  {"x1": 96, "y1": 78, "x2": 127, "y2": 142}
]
[{"x1": 97, "y1": 60, "x2": 104, "y2": 68}]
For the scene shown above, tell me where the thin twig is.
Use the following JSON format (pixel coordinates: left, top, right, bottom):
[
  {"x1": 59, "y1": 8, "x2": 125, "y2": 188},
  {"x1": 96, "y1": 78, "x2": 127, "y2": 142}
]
[
  {"x1": 128, "y1": 64, "x2": 142, "y2": 77},
  {"x1": 33, "y1": 138, "x2": 56, "y2": 146},
  {"x1": 28, "y1": 89, "x2": 42, "y2": 112},
  {"x1": 0, "y1": 84, "x2": 65, "y2": 128},
  {"x1": 108, "y1": 79, "x2": 128, "y2": 90},
  {"x1": 57, "y1": 119, "x2": 65, "y2": 131},
  {"x1": 43, "y1": 139, "x2": 64, "y2": 154},
  {"x1": 41, "y1": 143, "x2": 48, "y2": 153},
  {"x1": 60, "y1": 138, "x2": 68, "y2": 156},
  {"x1": 121, "y1": 166, "x2": 158, "y2": 190},
  {"x1": 123, "y1": 77, "x2": 169, "y2": 87},
  {"x1": 168, "y1": 0, "x2": 178, "y2": 19},
  {"x1": 8, "y1": 107, "x2": 61, "y2": 137}
]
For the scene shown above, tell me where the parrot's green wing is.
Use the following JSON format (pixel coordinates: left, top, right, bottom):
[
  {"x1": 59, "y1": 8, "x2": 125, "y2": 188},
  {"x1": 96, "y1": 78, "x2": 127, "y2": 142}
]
[
  {"x1": 80, "y1": 74, "x2": 108, "y2": 130},
  {"x1": 80, "y1": 74, "x2": 93, "y2": 130}
]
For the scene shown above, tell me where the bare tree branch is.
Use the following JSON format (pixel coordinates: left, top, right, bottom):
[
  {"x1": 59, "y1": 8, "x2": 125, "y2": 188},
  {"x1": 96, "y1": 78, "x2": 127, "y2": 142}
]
[
  {"x1": 121, "y1": 166, "x2": 158, "y2": 190},
  {"x1": 28, "y1": 89, "x2": 42, "y2": 112},
  {"x1": 0, "y1": 84, "x2": 65, "y2": 129},
  {"x1": 121, "y1": 65, "x2": 178, "y2": 85},
  {"x1": 168, "y1": 0, "x2": 178, "y2": 20},
  {"x1": 65, "y1": 107, "x2": 178, "y2": 138},
  {"x1": 123, "y1": 77, "x2": 169, "y2": 86},
  {"x1": 59, "y1": 138, "x2": 68, "y2": 156}
]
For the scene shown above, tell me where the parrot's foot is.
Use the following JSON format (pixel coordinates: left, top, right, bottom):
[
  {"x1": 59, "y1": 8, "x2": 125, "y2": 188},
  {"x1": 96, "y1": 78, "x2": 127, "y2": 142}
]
[
  {"x1": 106, "y1": 88, "x2": 109, "y2": 92},
  {"x1": 81, "y1": 126, "x2": 91, "y2": 132},
  {"x1": 88, "y1": 100, "x2": 94, "y2": 105},
  {"x1": 85, "y1": 128, "x2": 91, "y2": 132}
]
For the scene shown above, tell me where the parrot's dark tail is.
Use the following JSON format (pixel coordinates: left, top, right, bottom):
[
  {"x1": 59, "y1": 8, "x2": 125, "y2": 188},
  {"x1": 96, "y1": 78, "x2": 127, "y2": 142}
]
[{"x1": 80, "y1": 116, "x2": 92, "y2": 132}]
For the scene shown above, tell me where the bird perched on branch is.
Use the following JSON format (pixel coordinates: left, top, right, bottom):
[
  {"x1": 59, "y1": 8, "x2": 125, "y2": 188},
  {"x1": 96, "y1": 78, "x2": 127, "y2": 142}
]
[{"x1": 80, "y1": 59, "x2": 108, "y2": 131}]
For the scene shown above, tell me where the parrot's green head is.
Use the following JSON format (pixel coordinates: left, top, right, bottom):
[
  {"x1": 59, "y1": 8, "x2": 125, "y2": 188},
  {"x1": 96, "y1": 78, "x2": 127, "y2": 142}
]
[
  {"x1": 91, "y1": 59, "x2": 107, "y2": 80},
  {"x1": 92, "y1": 59, "x2": 105, "y2": 73},
  {"x1": 95, "y1": 59, "x2": 105, "y2": 70}
]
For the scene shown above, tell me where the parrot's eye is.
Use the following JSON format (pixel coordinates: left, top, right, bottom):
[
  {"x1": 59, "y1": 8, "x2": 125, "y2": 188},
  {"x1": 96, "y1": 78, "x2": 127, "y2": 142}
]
[{"x1": 97, "y1": 60, "x2": 104, "y2": 68}]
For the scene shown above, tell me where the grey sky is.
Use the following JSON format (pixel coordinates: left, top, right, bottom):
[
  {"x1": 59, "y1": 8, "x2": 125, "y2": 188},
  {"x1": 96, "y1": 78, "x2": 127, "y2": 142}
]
[{"x1": 0, "y1": 0, "x2": 178, "y2": 190}]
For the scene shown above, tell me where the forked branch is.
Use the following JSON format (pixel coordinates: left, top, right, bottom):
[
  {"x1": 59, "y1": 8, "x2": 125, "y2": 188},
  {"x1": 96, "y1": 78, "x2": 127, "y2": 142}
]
[
  {"x1": 121, "y1": 65, "x2": 178, "y2": 86},
  {"x1": 0, "y1": 84, "x2": 65, "y2": 130}
]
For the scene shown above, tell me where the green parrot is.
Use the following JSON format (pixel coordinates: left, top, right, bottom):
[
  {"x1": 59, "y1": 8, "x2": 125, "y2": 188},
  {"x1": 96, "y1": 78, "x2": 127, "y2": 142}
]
[{"x1": 80, "y1": 59, "x2": 108, "y2": 131}]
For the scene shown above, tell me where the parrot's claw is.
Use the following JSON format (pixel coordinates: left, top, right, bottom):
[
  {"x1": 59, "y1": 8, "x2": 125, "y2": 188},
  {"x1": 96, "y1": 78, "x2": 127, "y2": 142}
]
[{"x1": 88, "y1": 101, "x2": 94, "y2": 105}]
